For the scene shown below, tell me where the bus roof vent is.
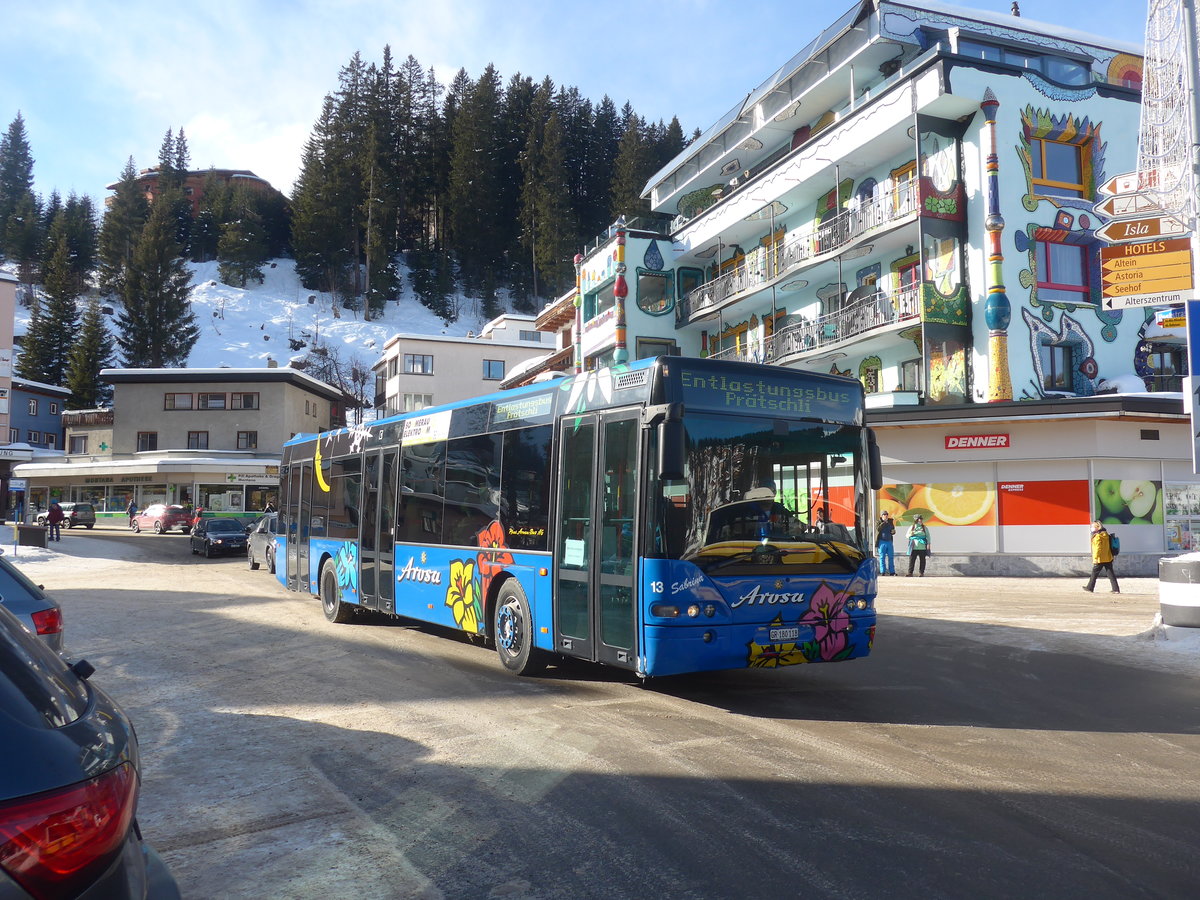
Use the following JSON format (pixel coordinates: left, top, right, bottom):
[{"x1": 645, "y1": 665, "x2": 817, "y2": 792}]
[{"x1": 614, "y1": 370, "x2": 649, "y2": 391}]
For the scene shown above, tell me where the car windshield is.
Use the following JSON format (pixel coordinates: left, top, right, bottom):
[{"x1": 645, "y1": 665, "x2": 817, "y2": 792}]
[{"x1": 207, "y1": 520, "x2": 243, "y2": 533}]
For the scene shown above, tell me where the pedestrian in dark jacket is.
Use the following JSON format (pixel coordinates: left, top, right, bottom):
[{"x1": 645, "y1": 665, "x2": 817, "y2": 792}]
[
  {"x1": 1083, "y1": 520, "x2": 1120, "y2": 593},
  {"x1": 876, "y1": 511, "x2": 896, "y2": 575},
  {"x1": 46, "y1": 502, "x2": 64, "y2": 542}
]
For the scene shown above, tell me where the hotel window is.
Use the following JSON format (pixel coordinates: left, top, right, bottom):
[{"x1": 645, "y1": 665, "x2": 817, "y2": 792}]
[
  {"x1": 1031, "y1": 137, "x2": 1085, "y2": 198},
  {"x1": 27, "y1": 399, "x2": 37, "y2": 416},
  {"x1": 49, "y1": 402, "x2": 58, "y2": 415},
  {"x1": 403, "y1": 393, "x2": 433, "y2": 412},
  {"x1": 27, "y1": 431, "x2": 39, "y2": 444},
  {"x1": 46, "y1": 434, "x2": 56, "y2": 449},
  {"x1": 231, "y1": 392, "x2": 259, "y2": 410},
  {"x1": 165, "y1": 393, "x2": 193, "y2": 410},
  {"x1": 403, "y1": 353, "x2": 434, "y2": 375},
  {"x1": 388, "y1": 357, "x2": 399, "y2": 376},
  {"x1": 69, "y1": 435, "x2": 87, "y2": 454},
  {"x1": 237, "y1": 431, "x2": 258, "y2": 449},
  {"x1": 137, "y1": 432, "x2": 158, "y2": 452},
  {"x1": 519, "y1": 330, "x2": 541, "y2": 342},
  {"x1": 483, "y1": 359, "x2": 504, "y2": 380},
  {"x1": 1036, "y1": 240, "x2": 1090, "y2": 303},
  {"x1": 900, "y1": 358, "x2": 922, "y2": 393},
  {"x1": 187, "y1": 431, "x2": 209, "y2": 450},
  {"x1": 7, "y1": 427, "x2": 16, "y2": 443},
  {"x1": 199, "y1": 393, "x2": 226, "y2": 410},
  {"x1": 1039, "y1": 343, "x2": 1074, "y2": 392}
]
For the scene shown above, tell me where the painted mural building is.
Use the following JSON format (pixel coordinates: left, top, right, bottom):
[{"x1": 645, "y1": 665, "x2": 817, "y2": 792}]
[{"x1": 523, "y1": 0, "x2": 1193, "y2": 575}]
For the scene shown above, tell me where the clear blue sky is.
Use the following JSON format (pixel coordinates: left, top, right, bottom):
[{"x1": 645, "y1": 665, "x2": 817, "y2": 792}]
[{"x1": 1, "y1": 0, "x2": 1151, "y2": 206}]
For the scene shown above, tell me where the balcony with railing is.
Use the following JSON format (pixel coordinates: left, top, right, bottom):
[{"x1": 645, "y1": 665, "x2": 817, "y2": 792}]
[
  {"x1": 678, "y1": 179, "x2": 923, "y2": 326},
  {"x1": 707, "y1": 284, "x2": 921, "y2": 365}
]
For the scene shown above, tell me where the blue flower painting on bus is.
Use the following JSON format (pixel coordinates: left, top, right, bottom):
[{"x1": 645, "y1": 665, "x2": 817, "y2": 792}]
[
  {"x1": 335, "y1": 542, "x2": 358, "y2": 601},
  {"x1": 445, "y1": 558, "x2": 484, "y2": 634}
]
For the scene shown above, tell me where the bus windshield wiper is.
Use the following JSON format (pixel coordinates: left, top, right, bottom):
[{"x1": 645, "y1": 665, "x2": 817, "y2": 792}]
[{"x1": 700, "y1": 540, "x2": 859, "y2": 573}]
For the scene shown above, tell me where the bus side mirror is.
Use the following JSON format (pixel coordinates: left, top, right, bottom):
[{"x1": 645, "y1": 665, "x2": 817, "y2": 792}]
[
  {"x1": 659, "y1": 420, "x2": 686, "y2": 481},
  {"x1": 867, "y1": 428, "x2": 884, "y2": 492}
]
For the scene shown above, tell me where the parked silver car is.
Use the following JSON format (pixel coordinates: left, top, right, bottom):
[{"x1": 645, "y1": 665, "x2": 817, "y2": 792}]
[
  {"x1": 0, "y1": 552, "x2": 64, "y2": 651},
  {"x1": 36, "y1": 501, "x2": 97, "y2": 529},
  {"x1": 247, "y1": 513, "x2": 278, "y2": 573}
]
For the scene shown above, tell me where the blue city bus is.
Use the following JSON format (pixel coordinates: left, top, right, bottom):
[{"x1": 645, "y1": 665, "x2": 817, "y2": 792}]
[{"x1": 277, "y1": 356, "x2": 883, "y2": 677}]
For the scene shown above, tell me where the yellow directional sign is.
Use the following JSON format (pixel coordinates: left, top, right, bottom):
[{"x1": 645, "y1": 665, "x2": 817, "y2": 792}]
[
  {"x1": 1100, "y1": 238, "x2": 1194, "y2": 309},
  {"x1": 1102, "y1": 248, "x2": 1192, "y2": 274}
]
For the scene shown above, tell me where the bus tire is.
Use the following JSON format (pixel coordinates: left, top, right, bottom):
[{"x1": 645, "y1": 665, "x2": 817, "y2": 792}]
[
  {"x1": 494, "y1": 580, "x2": 545, "y2": 675},
  {"x1": 320, "y1": 560, "x2": 353, "y2": 624}
]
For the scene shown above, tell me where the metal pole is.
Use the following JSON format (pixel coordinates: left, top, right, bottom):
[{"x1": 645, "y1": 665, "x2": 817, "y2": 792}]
[{"x1": 1182, "y1": 0, "x2": 1200, "y2": 472}]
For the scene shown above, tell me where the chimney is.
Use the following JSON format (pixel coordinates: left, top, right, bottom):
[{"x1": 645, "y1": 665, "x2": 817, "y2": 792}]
[
  {"x1": 266, "y1": 357, "x2": 278, "y2": 368},
  {"x1": 1011, "y1": 2, "x2": 1020, "y2": 15}
]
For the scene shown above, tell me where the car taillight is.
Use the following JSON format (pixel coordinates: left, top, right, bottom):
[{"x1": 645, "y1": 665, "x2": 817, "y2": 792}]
[
  {"x1": 0, "y1": 763, "x2": 138, "y2": 898},
  {"x1": 29, "y1": 608, "x2": 63, "y2": 637}
]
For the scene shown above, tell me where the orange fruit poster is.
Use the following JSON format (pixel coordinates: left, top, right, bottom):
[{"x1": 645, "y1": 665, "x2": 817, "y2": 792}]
[{"x1": 878, "y1": 482, "x2": 997, "y2": 527}]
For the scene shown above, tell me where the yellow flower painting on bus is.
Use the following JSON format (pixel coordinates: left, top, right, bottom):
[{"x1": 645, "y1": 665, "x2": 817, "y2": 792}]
[{"x1": 445, "y1": 559, "x2": 483, "y2": 634}]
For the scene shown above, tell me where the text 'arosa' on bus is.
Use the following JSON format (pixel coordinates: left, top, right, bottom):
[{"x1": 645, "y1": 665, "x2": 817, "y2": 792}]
[{"x1": 277, "y1": 357, "x2": 883, "y2": 677}]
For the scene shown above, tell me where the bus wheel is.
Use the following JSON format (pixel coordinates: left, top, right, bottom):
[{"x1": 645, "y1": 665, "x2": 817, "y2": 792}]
[
  {"x1": 320, "y1": 560, "x2": 353, "y2": 624},
  {"x1": 494, "y1": 580, "x2": 545, "y2": 675}
]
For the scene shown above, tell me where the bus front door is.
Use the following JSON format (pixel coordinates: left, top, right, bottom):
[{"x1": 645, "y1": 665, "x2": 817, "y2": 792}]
[
  {"x1": 554, "y1": 410, "x2": 640, "y2": 669},
  {"x1": 359, "y1": 449, "x2": 398, "y2": 613}
]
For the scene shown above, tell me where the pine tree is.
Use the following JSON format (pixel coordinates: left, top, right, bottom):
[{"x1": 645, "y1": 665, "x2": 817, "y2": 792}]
[
  {"x1": 65, "y1": 298, "x2": 113, "y2": 409},
  {"x1": 447, "y1": 64, "x2": 505, "y2": 291},
  {"x1": 16, "y1": 295, "x2": 52, "y2": 382},
  {"x1": 217, "y1": 215, "x2": 267, "y2": 287},
  {"x1": 35, "y1": 235, "x2": 82, "y2": 378},
  {"x1": 97, "y1": 158, "x2": 149, "y2": 297},
  {"x1": 610, "y1": 111, "x2": 653, "y2": 220},
  {"x1": 292, "y1": 98, "x2": 354, "y2": 295},
  {"x1": 585, "y1": 96, "x2": 622, "y2": 235},
  {"x1": 116, "y1": 201, "x2": 199, "y2": 367},
  {"x1": 0, "y1": 113, "x2": 36, "y2": 259}
]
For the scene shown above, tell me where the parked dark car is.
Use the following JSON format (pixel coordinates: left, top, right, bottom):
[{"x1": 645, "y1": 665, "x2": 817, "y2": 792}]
[
  {"x1": 0, "y1": 553, "x2": 63, "y2": 652},
  {"x1": 247, "y1": 513, "x2": 278, "y2": 573},
  {"x1": 132, "y1": 504, "x2": 192, "y2": 534},
  {"x1": 0, "y1": 603, "x2": 180, "y2": 898},
  {"x1": 36, "y1": 501, "x2": 96, "y2": 529},
  {"x1": 190, "y1": 517, "x2": 249, "y2": 558}
]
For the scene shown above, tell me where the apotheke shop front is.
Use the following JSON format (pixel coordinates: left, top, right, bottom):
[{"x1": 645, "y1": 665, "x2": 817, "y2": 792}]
[
  {"x1": 13, "y1": 453, "x2": 279, "y2": 524},
  {"x1": 867, "y1": 395, "x2": 1194, "y2": 576}
]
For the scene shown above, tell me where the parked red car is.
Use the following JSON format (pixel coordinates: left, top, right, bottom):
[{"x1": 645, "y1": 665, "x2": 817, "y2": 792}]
[{"x1": 131, "y1": 503, "x2": 192, "y2": 534}]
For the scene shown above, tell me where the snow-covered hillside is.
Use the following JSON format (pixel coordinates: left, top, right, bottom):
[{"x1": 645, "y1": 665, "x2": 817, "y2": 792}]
[{"x1": 12, "y1": 259, "x2": 506, "y2": 374}]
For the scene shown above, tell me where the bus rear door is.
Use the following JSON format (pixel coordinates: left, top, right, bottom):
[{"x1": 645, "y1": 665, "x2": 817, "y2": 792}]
[
  {"x1": 554, "y1": 409, "x2": 641, "y2": 669},
  {"x1": 359, "y1": 449, "x2": 398, "y2": 613},
  {"x1": 285, "y1": 460, "x2": 313, "y2": 593}
]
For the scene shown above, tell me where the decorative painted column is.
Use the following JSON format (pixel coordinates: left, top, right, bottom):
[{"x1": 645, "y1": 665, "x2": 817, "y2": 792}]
[
  {"x1": 981, "y1": 89, "x2": 1013, "y2": 402},
  {"x1": 613, "y1": 220, "x2": 630, "y2": 365},
  {"x1": 572, "y1": 253, "x2": 583, "y2": 374}
]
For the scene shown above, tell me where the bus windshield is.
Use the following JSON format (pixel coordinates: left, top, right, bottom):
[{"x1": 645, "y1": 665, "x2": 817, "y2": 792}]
[{"x1": 653, "y1": 411, "x2": 868, "y2": 569}]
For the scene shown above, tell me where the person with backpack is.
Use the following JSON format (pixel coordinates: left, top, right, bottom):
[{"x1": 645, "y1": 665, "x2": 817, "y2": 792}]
[
  {"x1": 906, "y1": 514, "x2": 931, "y2": 576},
  {"x1": 1084, "y1": 520, "x2": 1120, "y2": 593}
]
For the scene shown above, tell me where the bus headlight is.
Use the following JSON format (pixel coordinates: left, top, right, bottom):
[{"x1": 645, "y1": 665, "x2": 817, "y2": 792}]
[{"x1": 687, "y1": 604, "x2": 701, "y2": 618}]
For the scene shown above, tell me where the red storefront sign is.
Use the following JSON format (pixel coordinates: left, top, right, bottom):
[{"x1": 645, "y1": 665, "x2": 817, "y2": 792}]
[{"x1": 945, "y1": 433, "x2": 1010, "y2": 450}]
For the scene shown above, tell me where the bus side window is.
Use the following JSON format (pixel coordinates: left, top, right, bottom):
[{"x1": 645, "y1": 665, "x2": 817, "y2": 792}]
[{"x1": 500, "y1": 425, "x2": 552, "y2": 551}]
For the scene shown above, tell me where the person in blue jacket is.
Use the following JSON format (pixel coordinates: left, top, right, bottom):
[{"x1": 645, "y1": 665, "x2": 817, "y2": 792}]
[{"x1": 876, "y1": 510, "x2": 896, "y2": 575}]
